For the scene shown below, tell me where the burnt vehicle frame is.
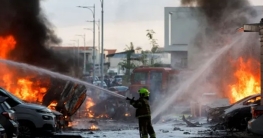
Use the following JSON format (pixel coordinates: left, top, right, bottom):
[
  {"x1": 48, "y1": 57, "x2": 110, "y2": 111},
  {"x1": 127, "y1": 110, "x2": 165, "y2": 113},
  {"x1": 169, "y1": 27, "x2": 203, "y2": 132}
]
[
  {"x1": 206, "y1": 94, "x2": 261, "y2": 123},
  {"x1": 42, "y1": 79, "x2": 87, "y2": 129},
  {"x1": 210, "y1": 94, "x2": 261, "y2": 132}
]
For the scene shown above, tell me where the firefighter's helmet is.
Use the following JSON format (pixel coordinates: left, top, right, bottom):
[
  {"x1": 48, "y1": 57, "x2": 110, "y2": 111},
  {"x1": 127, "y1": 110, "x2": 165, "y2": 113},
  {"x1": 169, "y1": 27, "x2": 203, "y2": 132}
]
[{"x1": 138, "y1": 88, "x2": 150, "y2": 97}]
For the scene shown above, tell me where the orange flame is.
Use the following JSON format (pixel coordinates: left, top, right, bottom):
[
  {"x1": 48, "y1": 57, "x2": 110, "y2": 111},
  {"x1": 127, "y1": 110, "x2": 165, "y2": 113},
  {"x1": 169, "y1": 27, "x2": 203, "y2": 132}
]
[
  {"x1": 90, "y1": 124, "x2": 98, "y2": 130},
  {"x1": 86, "y1": 98, "x2": 95, "y2": 109},
  {"x1": 48, "y1": 101, "x2": 58, "y2": 110},
  {"x1": 0, "y1": 35, "x2": 50, "y2": 104},
  {"x1": 0, "y1": 36, "x2": 16, "y2": 59},
  {"x1": 228, "y1": 57, "x2": 260, "y2": 103}
]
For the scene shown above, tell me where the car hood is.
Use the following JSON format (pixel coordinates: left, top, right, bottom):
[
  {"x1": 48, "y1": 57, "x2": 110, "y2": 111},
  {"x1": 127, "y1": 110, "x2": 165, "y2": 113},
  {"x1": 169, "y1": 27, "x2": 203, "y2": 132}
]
[
  {"x1": 224, "y1": 104, "x2": 247, "y2": 114},
  {"x1": 51, "y1": 110, "x2": 63, "y2": 116},
  {"x1": 17, "y1": 103, "x2": 47, "y2": 110}
]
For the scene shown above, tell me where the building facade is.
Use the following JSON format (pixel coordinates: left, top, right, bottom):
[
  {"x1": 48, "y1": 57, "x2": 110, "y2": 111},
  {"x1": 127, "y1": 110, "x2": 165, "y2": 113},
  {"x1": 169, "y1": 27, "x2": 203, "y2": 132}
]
[
  {"x1": 164, "y1": 7, "x2": 201, "y2": 69},
  {"x1": 164, "y1": 6, "x2": 263, "y2": 69}
]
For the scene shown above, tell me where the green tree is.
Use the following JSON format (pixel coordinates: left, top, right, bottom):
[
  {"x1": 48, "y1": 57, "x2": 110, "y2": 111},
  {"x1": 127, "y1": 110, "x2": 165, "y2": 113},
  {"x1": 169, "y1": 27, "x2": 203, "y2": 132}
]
[
  {"x1": 118, "y1": 42, "x2": 137, "y2": 83},
  {"x1": 146, "y1": 29, "x2": 161, "y2": 66}
]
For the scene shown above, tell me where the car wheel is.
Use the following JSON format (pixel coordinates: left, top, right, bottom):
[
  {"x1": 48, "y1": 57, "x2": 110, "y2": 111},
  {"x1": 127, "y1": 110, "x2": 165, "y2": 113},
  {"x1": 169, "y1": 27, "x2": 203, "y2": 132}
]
[{"x1": 18, "y1": 122, "x2": 35, "y2": 138}]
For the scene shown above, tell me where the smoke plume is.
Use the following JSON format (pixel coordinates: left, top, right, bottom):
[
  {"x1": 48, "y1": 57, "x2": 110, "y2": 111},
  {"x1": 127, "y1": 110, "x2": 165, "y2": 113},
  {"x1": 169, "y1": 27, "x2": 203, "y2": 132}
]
[
  {"x1": 179, "y1": 0, "x2": 260, "y2": 99},
  {"x1": 0, "y1": 0, "x2": 70, "y2": 73}
]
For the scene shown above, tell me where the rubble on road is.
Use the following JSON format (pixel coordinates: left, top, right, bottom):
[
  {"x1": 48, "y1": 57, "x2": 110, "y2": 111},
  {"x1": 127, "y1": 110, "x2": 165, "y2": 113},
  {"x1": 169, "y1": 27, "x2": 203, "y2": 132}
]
[{"x1": 182, "y1": 115, "x2": 202, "y2": 127}]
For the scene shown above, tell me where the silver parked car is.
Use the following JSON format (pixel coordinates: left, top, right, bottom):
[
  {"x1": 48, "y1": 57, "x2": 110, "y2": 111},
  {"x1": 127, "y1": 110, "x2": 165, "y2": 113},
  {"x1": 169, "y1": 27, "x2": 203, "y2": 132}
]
[{"x1": 247, "y1": 105, "x2": 263, "y2": 135}]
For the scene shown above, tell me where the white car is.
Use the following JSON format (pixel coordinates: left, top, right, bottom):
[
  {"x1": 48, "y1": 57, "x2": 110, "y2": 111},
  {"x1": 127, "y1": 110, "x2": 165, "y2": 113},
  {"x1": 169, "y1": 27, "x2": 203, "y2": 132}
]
[
  {"x1": 248, "y1": 105, "x2": 263, "y2": 135},
  {"x1": 0, "y1": 88, "x2": 56, "y2": 137}
]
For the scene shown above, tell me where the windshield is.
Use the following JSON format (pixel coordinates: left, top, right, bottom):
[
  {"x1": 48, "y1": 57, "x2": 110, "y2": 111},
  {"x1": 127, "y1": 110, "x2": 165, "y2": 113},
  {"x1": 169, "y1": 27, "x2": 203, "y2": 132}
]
[
  {"x1": 132, "y1": 72, "x2": 148, "y2": 84},
  {"x1": 0, "y1": 89, "x2": 24, "y2": 106},
  {"x1": 231, "y1": 95, "x2": 253, "y2": 106}
]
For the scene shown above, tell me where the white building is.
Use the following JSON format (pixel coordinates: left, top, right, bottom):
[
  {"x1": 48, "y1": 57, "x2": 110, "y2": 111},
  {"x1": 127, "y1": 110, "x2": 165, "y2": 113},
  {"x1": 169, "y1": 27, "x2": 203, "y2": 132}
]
[
  {"x1": 164, "y1": 6, "x2": 263, "y2": 69},
  {"x1": 164, "y1": 7, "x2": 201, "y2": 69}
]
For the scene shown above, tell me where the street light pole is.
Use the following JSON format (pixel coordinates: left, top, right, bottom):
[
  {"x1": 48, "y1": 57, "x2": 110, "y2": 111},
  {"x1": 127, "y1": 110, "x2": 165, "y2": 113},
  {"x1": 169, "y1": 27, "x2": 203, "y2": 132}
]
[
  {"x1": 87, "y1": 20, "x2": 100, "y2": 75},
  {"x1": 100, "y1": 0, "x2": 104, "y2": 87},
  {"x1": 77, "y1": 4, "x2": 96, "y2": 82},
  {"x1": 92, "y1": 4, "x2": 96, "y2": 82}
]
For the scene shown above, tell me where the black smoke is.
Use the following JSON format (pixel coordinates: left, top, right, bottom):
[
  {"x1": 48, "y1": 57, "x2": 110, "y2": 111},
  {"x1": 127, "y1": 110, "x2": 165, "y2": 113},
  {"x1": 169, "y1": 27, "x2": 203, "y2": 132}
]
[
  {"x1": 179, "y1": 0, "x2": 260, "y2": 99},
  {"x1": 181, "y1": 0, "x2": 257, "y2": 49},
  {"x1": 0, "y1": 0, "x2": 71, "y2": 73}
]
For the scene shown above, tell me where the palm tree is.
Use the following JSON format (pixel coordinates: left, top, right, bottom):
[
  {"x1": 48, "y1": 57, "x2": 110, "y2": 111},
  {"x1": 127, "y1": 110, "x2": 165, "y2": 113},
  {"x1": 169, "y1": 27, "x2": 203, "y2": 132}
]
[
  {"x1": 118, "y1": 42, "x2": 137, "y2": 82},
  {"x1": 146, "y1": 29, "x2": 160, "y2": 66}
]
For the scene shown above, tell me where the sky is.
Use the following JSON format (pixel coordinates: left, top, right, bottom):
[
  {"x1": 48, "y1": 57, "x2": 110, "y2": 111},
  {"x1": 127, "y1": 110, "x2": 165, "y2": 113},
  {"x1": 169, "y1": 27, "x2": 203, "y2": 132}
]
[{"x1": 41, "y1": 0, "x2": 263, "y2": 52}]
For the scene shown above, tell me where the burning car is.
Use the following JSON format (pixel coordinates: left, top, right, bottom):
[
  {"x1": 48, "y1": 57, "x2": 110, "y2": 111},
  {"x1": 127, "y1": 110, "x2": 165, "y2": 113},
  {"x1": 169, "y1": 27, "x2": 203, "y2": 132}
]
[
  {"x1": 206, "y1": 93, "x2": 261, "y2": 123},
  {"x1": 0, "y1": 87, "x2": 56, "y2": 137},
  {"x1": 209, "y1": 94, "x2": 261, "y2": 132}
]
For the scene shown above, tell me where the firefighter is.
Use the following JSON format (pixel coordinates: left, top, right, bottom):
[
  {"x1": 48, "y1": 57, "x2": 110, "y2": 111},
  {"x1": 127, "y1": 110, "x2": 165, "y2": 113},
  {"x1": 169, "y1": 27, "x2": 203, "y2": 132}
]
[{"x1": 127, "y1": 88, "x2": 156, "y2": 138}]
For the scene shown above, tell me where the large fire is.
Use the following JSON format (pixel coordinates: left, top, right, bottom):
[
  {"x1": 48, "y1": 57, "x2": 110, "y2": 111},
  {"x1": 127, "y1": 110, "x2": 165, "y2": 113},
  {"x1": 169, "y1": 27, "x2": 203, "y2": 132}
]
[
  {"x1": 0, "y1": 35, "x2": 50, "y2": 104},
  {"x1": 228, "y1": 57, "x2": 260, "y2": 103}
]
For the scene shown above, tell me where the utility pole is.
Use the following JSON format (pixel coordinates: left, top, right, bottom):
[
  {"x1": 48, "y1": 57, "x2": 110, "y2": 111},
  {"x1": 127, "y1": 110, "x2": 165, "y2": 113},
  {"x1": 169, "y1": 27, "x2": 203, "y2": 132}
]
[
  {"x1": 98, "y1": 20, "x2": 101, "y2": 76},
  {"x1": 88, "y1": 20, "x2": 101, "y2": 76},
  {"x1": 100, "y1": 0, "x2": 104, "y2": 87},
  {"x1": 77, "y1": 4, "x2": 96, "y2": 81},
  {"x1": 92, "y1": 4, "x2": 96, "y2": 82}
]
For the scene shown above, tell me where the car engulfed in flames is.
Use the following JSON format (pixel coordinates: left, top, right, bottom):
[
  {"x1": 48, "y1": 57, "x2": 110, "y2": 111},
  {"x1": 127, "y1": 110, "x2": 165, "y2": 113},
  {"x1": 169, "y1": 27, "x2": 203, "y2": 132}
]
[{"x1": 0, "y1": 35, "x2": 88, "y2": 129}]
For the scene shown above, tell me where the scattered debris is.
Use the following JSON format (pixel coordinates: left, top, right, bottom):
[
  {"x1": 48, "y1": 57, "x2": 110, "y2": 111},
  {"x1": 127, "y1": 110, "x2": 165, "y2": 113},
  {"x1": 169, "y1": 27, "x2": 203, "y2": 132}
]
[
  {"x1": 182, "y1": 115, "x2": 201, "y2": 127},
  {"x1": 87, "y1": 131, "x2": 94, "y2": 134},
  {"x1": 183, "y1": 132, "x2": 191, "y2": 135},
  {"x1": 162, "y1": 130, "x2": 169, "y2": 133},
  {"x1": 173, "y1": 127, "x2": 181, "y2": 131}
]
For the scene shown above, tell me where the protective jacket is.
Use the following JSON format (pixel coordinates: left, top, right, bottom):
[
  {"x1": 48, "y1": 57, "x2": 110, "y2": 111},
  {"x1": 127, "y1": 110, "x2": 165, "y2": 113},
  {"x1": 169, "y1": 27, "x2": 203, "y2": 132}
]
[{"x1": 130, "y1": 97, "x2": 151, "y2": 118}]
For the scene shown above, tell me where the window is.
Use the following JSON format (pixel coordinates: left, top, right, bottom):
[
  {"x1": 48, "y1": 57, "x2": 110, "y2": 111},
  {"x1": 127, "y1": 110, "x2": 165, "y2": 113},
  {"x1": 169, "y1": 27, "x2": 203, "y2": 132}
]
[
  {"x1": 150, "y1": 72, "x2": 162, "y2": 82},
  {"x1": 133, "y1": 72, "x2": 148, "y2": 84},
  {"x1": 1, "y1": 102, "x2": 11, "y2": 111},
  {"x1": 0, "y1": 89, "x2": 23, "y2": 107}
]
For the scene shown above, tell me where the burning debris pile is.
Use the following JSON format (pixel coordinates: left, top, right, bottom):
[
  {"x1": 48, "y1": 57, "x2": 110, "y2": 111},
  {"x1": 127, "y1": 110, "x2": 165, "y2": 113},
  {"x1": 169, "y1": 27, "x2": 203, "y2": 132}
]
[{"x1": 180, "y1": 0, "x2": 261, "y2": 103}]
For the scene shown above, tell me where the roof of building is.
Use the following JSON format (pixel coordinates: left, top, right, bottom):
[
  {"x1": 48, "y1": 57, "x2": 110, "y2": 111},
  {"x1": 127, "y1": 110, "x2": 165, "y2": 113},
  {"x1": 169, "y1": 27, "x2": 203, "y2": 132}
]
[
  {"x1": 107, "y1": 50, "x2": 162, "y2": 60},
  {"x1": 106, "y1": 50, "x2": 135, "y2": 57},
  {"x1": 104, "y1": 49, "x2": 117, "y2": 55},
  {"x1": 50, "y1": 46, "x2": 95, "y2": 51}
]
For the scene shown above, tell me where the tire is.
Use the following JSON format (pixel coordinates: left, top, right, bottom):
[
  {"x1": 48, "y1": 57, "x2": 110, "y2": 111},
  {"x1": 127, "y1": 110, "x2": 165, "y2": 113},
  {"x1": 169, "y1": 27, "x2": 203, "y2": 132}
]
[
  {"x1": 17, "y1": 121, "x2": 35, "y2": 138},
  {"x1": 6, "y1": 133, "x2": 13, "y2": 138},
  {"x1": 3, "y1": 133, "x2": 7, "y2": 138}
]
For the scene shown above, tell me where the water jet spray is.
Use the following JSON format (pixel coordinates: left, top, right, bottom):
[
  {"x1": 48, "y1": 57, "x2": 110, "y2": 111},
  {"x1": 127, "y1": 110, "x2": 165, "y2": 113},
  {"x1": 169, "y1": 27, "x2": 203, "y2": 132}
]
[
  {"x1": 0, "y1": 59, "x2": 126, "y2": 99},
  {"x1": 152, "y1": 36, "x2": 244, "y2": 120}
]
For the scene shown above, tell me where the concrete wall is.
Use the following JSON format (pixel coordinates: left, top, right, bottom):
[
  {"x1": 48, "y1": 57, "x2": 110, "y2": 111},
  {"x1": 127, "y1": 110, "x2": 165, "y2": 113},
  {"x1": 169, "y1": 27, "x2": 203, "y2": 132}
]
[{"x1": 164, "y1": 7, "x2": 202, "y2": 68}]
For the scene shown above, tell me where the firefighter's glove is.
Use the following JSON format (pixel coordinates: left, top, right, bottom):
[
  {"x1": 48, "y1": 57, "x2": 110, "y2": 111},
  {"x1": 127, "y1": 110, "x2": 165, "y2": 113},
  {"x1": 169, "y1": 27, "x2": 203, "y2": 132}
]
[
  {"x1": 130, "y1": 99, "x2": 135, "y2": 105},
  {"x1": 126, "y1": 97, "x2": 135, "y2": 105}
]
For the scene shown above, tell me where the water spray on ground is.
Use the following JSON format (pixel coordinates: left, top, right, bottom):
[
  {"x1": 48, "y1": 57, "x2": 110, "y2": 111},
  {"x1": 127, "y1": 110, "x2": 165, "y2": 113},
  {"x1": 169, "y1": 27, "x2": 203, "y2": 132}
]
[{"x1": 0, "y1": 59, "x2": 126, "y2": 99}]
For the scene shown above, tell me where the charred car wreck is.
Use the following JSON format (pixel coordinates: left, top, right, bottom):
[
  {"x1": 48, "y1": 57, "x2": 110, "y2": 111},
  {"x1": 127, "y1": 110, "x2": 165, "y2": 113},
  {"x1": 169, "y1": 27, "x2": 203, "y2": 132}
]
[
  {"x1": 206, "y1": 94, "x2": 261, "y2": 132},
  {"x1": 42, "y1": 79, "x2": 87, "y2": 129}
]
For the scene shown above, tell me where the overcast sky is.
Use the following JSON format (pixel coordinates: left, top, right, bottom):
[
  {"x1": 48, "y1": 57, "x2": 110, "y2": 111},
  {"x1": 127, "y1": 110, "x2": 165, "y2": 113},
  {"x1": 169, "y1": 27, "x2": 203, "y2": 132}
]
[{"x1": 41, "y1": 0, "x2": 263, "y2": 52}]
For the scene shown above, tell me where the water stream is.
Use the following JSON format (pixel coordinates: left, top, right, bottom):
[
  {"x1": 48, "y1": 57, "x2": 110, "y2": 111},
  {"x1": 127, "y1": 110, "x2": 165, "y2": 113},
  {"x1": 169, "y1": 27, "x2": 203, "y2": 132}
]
[
  {"x1": 152, "y1": 35, "x2": 244, "y2": 119},
  {"x1": 0, "y1": 59, "x2": 126, "y2": 99}
]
